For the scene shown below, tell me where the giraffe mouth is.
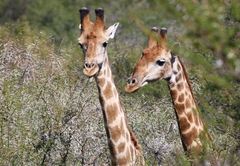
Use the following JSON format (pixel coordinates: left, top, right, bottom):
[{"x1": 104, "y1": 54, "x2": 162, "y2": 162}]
[
  {"x1": 141, "y1": 81, "x2": 148, "y2": 87},
  {"x1": 126, "y1": 79, "x2": 150, "y2": 93},
  {"x1": 126, "y1": 76, "x2": 160, "y2": 93},
  {"x1": 83, "y1": 62, "x2": 103, "y2": 77},
  {"x1": 141, "y1": 77, "x2": 161, "y2": 87},
  {"x1": 83, "y1": 67, "x2": 99, "y2": 77}
]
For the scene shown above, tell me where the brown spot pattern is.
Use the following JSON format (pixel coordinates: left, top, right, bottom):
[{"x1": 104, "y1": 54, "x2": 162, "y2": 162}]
[
  {"x1": 117, "y1": 142, "x2": 126, "y2": 153},
  {"x1": 187, "y1": 112, "x2": 193, "y2": 123},
  {"x1": 177, "y1": 64, "x2": 181, "y2": 71},
  {"x1": 175, "y1": 103, "x2": 185, "y2": 115},
  {"x1": 80, "y1": 9, "x2": 143, "y2": 164},
  {"x1": 98, "y1": 78, "x2": 105, "y2": 87},
  {"x1": 181, "y1": 134, "x2": 192, "y2": 148},
  {"x1": 176, "y1": 73, "x2": 182, "y2": 82},
  {"x1": 103, "y1": 81, "x2": 114, "y2": 99},
  {"x1": 106, "y1": 103, "x2": 118, "y2": 124},
  {"x1": 169, "y1": 82, "x2": 176, "y2": 88},
  {"x1": 185, "y1": 98, "x2": 191, "y2": 108},
  {"x1": 185, "y1": 83, "x2": 190, "y2": 91},
  {"x1": 178, "y1": 93, "x2": 185, "y2": 103},
  {"x1": 117, "y1": 148, "x2": 131, "y2": 165},
  {"x1": 111, "y1": 125, "x2": 122, "y2": 143},
  {"x1": 182, "y1": 127, "x2": 198, "y2": 148},
  {"x1": 179, "y1": 117, "x2": 190, "y2": 133},
  {"x1": 177, "y1": 82, "x2": 184, "y2": 91},
  {"x1": 170, "y1": 89, "x2": 178, "y2": 101}
]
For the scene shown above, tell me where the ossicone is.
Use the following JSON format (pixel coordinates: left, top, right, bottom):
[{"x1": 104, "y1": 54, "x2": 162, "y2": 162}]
[
  {"x1": 160, "y1": 27, "x2": 167, "y2": 40},
  {"x1": 148, "y1": 27, "x2": 159, "y2": 48},
  {"x1": 95, "y1": 7, "x2": 106, "y2": 30}
]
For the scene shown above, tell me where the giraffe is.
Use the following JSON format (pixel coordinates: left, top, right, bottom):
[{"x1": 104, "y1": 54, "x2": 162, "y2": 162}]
[
  {"x1": 78, "y1": 7, "x2": 144, "y2": 165},
  {"x1": 125, "y1": 27, "x2": 213, "y2": 158}
]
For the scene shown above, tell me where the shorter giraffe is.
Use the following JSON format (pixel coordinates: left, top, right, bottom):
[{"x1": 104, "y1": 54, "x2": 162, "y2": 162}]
[
  {"x1": 78, "y1": 7, "x2": 144, "y2": 165},
  {"x1": 125, "y1": 27, "x2": 213, "y2": 157}
]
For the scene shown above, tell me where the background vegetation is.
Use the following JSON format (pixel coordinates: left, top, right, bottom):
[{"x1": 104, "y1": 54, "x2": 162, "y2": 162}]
[{"x1": 0, "y1": 0, "x2": 239, "y2": 165}]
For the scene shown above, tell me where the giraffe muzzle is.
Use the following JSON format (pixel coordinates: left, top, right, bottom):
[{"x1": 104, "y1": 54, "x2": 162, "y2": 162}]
[
  {"x1": 125, "y1": 77, "x2": 141, "y2": 93},
  {"x1": 83, "y1": 62, "x2": 99, "y2": 77}
]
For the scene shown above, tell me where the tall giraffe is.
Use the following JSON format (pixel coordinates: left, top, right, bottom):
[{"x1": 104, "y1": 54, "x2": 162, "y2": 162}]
[
  {"x1": 125, "y1": 27, "x2": 213, "y2": 156},
  {"x1": 78, "y1": 7, "x2": 144, "y2": 165}
]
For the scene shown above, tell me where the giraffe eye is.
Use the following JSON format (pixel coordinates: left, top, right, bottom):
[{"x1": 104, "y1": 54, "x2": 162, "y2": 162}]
[
  {"x1": 156, "y1": 60, "x2": 165, "y2": 66},
  {"x1": 103, "y1": 41, "x2": 108, "y2": 47}
]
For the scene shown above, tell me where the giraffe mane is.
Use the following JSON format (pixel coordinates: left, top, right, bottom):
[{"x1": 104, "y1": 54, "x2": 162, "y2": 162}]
[
  {"x1": 128, "y1": 125, "x2": 142, "y2": 151},
  {"x1": 178, "y1": 56, "x2": 198, "y2": 107}
]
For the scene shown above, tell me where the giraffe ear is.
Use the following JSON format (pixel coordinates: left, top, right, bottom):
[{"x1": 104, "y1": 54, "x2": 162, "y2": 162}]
[
  {"x1": 170, "y1": 52, "x2": 176, "y2": 64},
  {"x1": 79, "y1": 24, "x2": 81, "y2": 33},
  {"x1": 105, "y1": 22, "x2": 119, "y2": 39}
]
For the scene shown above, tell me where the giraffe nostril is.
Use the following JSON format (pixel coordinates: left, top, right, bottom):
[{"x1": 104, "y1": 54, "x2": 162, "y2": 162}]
[
  {"x1": 127, "y1": 78, "x2": 131, "y2": 84},
  {"x1": 127, "y1": 78, "x2": 137, "y2": 85},
  {"x1": 132, "y1": 78, "x2": 136, "y2": 85},
  {"x1": 84, "y1": 62, "x2": 89, "y2": 68},
  {"x1": 85, "y1": 62, "x2": 95, "y2": 69}
]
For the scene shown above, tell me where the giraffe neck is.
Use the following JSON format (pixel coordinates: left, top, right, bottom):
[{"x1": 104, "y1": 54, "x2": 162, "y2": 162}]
[
  {"x1": 167, "y1": 55, "x2": 206, "y2": 151},
  {"x1": 94, "y1": 52, "x2": 142, "y2": 165}
]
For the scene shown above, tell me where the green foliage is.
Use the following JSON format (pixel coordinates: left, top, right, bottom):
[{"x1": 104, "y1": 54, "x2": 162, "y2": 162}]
[
  {"x1": 0, "y1": 21, "x2": 107, "y2": 165},
  {"x1": 0, "y1": 0, "x2": 31, "y2": 24},
  {"x1": 0, "y1": 0, "x2": 239, "y2": 165}
]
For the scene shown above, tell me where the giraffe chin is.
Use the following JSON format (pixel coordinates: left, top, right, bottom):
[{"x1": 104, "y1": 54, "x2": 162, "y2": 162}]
[
  {"x1": 125, "y1": 84, "x2": 141, "y2": 93},
  {"x1": 83, "y1": 67, "x2": 99, "y2": 77}
]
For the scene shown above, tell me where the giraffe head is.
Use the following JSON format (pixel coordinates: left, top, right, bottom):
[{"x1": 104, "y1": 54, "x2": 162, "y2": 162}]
[
  {"x1": 125, "y1": 27, "x2": 173, "y2": 93},
  {"x1": 78, "y1": 7, "x2": 119, "y2": 77}
]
